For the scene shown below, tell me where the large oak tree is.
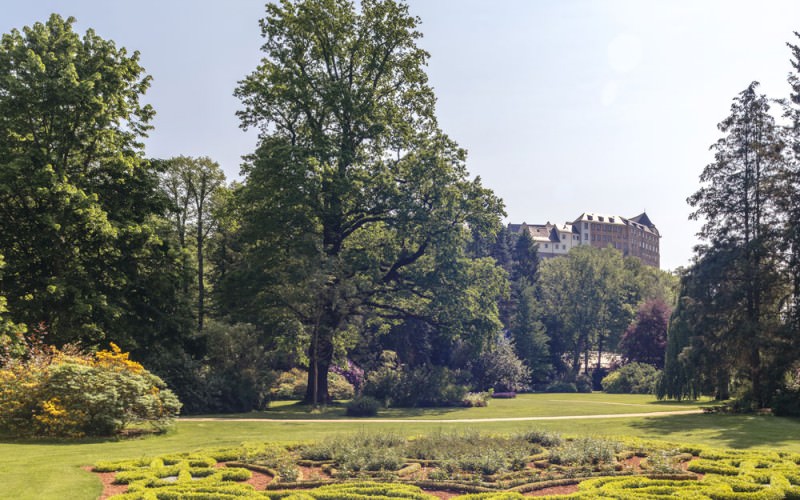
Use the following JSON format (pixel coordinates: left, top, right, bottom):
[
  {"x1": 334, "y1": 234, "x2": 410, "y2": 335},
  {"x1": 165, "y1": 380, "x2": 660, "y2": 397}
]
[{"x1": 230, "y1": 0, "x2": 505, "y2": 404}]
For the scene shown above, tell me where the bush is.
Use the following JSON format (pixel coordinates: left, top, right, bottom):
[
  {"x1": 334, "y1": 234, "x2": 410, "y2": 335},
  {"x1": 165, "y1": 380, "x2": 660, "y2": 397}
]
[
  {"x1": 0, "y1": 343, "x2": 181, "y2": 437},
  {"x1": 395, "y1": 364, "x2": 468, "y2": 407},
  {"x1": 471, "y1": 336, "x2": 530, "y2": 392},
  {"x1": 462, "y1": 391, "x2": 492, "y2": 407},
  {"x1": 601, "y1": 362, "x2": 661, "y2": 394},
  {"x1": 346, "y1": 396, "x2": 380, "y2": 417},
  {"x1": 544, "y1": 381, "x2": 577, "y2": 393},
  {"x1": 272, "y1": 368, "x2": 308, "y2": 400},
  {"x1": 549, "y1": 437, "x2": 622, "y2": 465},
  {"x1": 271, "y1": 368, "x2": 354, "y2": 401},
  {"x1": 771, "y1": 388, "x2": 800, "y2": 417},
  {"x1": 328, "y1": 371, "x2": 355, "y2": 400},
  {"x1": 363, "y1": 360, "x2": 469, "y2": 408},
  {"x1": 521, "y1": 429, "x2": 563, "y2": 447},
  {"x1": 576, "y1": 374, "x2": 593, "y2": 393}
]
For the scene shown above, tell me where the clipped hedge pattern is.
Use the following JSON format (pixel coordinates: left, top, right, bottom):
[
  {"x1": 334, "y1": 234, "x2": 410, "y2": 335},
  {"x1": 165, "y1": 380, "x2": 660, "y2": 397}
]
[{"x1": 95, "y1": 435, "x2": 800, "y2": 500}]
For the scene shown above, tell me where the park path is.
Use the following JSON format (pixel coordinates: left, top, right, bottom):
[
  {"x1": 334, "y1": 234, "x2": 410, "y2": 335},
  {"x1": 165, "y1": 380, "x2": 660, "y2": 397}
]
[{"x1": 180, "y1": 408, "x2": 702, "y2": 424}]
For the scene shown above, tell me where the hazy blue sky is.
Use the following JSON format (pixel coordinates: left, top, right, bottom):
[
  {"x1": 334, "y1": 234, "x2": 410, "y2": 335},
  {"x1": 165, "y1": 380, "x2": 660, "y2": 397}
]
[{"x1": 4, "y1": 1, "x2": 800, "y2": 270}]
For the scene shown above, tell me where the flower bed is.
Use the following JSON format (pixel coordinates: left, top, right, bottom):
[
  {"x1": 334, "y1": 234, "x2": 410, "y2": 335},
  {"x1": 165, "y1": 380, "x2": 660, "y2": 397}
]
[{"x1": 90, "y1": 431, "x2": 800, "y2": 499}]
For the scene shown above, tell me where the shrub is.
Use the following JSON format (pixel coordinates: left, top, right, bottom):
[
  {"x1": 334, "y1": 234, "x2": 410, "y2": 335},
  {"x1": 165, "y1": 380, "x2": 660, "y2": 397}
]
[
  {"x1": 491, "y1": 392, "x2": 516, "y2": 399},
  {"x1": 544, "y1": 381, "x2": 577, "y2": 393},
  {"x1": 549, "y1": 437, "x2": 622, "y2": 465},
  {"x1": 271, "y1": 368, "x2": 354, "y2": 401},
  {"x1": 346, "y1": 396, "x2": 380, "y2": 417},
  {"x1": 362, "y1": 360, "x2": 402, "y2": 407},
  {"x1": 363, "y1": 361, "x2": 469, "y2": 408},
  {"x1": 462, "y1": 391, "x2": 492, "y2": 407},
  {"x1": 395, "y1": 364, "x2": 468, "y2": 407},
  {"x1": 271, "y1": 368, "x2": 308, "y2": 400},
  {"x1": 521, "y1": 429, "x2": 563, "y2": 447},
  {"x1": 328, "y1": 371, "x2": 355, "y2": 400},
  {"x1": 771, "y1": 388, "x2": 800, "y2": 417},
  {"x1": 576, "y1": 374, "x2": 593, "y2": 393},
  {"x1": 0, "y1": 343, "x2": 181, "y2": 437},
  {"x1": 471, "y1": 336, "x2": 530, "y2": 392},
  {"x1": 601, "y1": 362, "x2": 661, "y2": 394}
]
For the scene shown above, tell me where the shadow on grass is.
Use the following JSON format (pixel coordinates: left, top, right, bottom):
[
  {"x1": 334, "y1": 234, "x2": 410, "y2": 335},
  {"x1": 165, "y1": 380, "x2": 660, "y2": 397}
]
[
  {"x1": 629, "y1": 413, "x2": 800, "y2": 450},
  {"x1": 187, "y1": 400, "x2": 464, "y2": 420},
  {"x1": 644, "y1": 399, "x2": 712, "y2": 407}
]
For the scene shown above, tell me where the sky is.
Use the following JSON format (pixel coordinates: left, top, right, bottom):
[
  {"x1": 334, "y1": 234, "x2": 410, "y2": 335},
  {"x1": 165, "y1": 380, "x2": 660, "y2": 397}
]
[{"x1": 4, "y1": 1, "x2": 800, "y2": 271}]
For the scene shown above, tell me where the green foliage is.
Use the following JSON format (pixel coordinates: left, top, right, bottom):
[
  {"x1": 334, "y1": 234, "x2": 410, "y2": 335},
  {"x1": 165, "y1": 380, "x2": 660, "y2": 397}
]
[
  {"x1": 520, "y1": 429, "x2": 563, "y2": 448},
  {"x1": 346, "y1": 396, "x2": 380, "y2": 417},
  {"x1": 85, "y1": 429, "x2": 800, "y2": 500},
  {"x1": 272, "y1": 368, "x2": 354, "y2": 401},
  {"x1": 226, "y1": 0, "x2": 506, "y2": 405},
  {"x1": 544, "y1": 381, "x2": 578, "y2": 393},
  {"x1": 394, "y1": 365, "x2": 468, "y2": 407},
  {"x1": 471, "y1": 336, "x2": 530, "y2": 392},
  {"x1": 771, "y1": 388, "x2": 800, "y2": 417},
  {"x1": 548, "y1": 437, "x2": 623, "y2": 466},
  {"x1": 405, "y1": 429, "x2": 538, "y2": 474},
  {"x1": 298, "y1": 432, "x2": 406, "y2": 475},
  {"x1": 602, "y1": 363, "x2": 662, "y2": 395},
  {"x1": 239, "y1": 442, "x2": 299, "y2": 482},
  {"x1": 462, "y1": 391, "x2": 492, "y2": 408},
  {"x1": 508, "y1": 281, "x2": 551, "y2": 388},
  {"x1": 0, "y1": 343, "x2": 180, "y2": 437},
  {"x1": 273, "y1": 368, "x2": 309, "y2": 400},
  {"x1": 537, "y1": 246, "x2": 639, "y2": 379},
  {"x1": 362, "y1": 357, "x2": 469, "y2": 408},
  {"x1": 0, "y1": 14, "x2": 179, "y2": 347},
  {"x1": 575, "y1": 374, "x2": 593, "y2": 393},
  {"x1": 677, "y1": 81, "x2": 789, "y2": 408},
  {"x1": 0, "y1": 254, "x2": 26, "y2": 357}
]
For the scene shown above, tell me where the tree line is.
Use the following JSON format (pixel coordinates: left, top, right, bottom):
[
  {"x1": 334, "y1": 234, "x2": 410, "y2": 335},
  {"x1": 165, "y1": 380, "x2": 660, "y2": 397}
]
[
  {"x1": 0, "y1": 3, "x2": 677, "y2": 414},
  {"x1": 659, "y1": 33, "x2": 800, "y2": 413}
]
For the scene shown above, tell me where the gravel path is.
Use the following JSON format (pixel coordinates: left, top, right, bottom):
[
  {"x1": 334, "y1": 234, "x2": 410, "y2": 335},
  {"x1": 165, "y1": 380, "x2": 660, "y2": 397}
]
[{"x1": 180, "y1": 408, "x2": 702, "y2": 423}]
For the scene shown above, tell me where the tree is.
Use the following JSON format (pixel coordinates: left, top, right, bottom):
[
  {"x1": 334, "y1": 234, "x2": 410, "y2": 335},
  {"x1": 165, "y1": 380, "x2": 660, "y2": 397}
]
[
  {"x1": 686, "y1": 82, "x2": 785, "y2": 407},
  {"x1": 230, "y1": 0, "x2": 505, "y2": 404},
  {"x1": 512, "y1": 229, "x2": 539, "y2": 283},
  {"x1": 510, "y1": 281, "x2": 551, "y2": 386},
  {"x1": 0, "y1": 14, "x2": 161, "y2": 346},
  {"x1": 619, "y1": 298, "x2": 670, "y2": 368},
  {"x1": 781, "y1": 32, "x2": 800, "y2": 338},
  {"x1": 659, "y1": 247, "x2": 742, "y2": 401},
  {"x1": 0, "y1": 254, "x2": 26, "y2": 357},
  {"x1": 159, "y1": 156, "x2": 225, "y2": 331},
  {"x1": 537, "y1": 246, "x2": 631, "y2": 377}
]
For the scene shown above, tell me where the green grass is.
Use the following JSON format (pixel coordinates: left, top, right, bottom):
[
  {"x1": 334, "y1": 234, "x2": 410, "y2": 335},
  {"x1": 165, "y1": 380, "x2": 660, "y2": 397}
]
[
  {"x1": 2, "y1": 394, "x2": 799, "y2": 500},
  {"x1": 192, "y1": 393, "x2": 711, "y2": 420}
]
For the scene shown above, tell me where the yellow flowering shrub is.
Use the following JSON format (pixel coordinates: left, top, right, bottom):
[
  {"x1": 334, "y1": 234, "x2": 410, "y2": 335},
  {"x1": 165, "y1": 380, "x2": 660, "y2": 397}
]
[{"x1": 0, "y1": 343, "x2": 181, "y2": 437}]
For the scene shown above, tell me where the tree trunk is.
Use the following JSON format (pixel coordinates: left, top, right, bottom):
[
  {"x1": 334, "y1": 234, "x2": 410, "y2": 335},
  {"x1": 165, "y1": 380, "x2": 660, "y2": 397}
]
[
  {"x1": 304, "y1": 323, "x2": 335, "y2": 405},
  {"x1": 197, "y1": 211, "x2": 204, "y2": 332}
]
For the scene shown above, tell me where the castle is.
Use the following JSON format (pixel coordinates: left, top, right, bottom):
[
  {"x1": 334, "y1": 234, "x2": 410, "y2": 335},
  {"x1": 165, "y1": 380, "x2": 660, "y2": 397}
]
[{"x1": 508, "y1": 212, "x2": 661, "y2": 268}]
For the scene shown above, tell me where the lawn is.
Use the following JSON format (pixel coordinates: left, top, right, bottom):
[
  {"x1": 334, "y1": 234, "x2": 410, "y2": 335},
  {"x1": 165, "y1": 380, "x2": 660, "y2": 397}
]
[
  {"x1": 189, "y1": 392, "x2": 710, "y2": 420},
  {"x1": 2, "y1": 394, "x2": 799, "y2": 500}
]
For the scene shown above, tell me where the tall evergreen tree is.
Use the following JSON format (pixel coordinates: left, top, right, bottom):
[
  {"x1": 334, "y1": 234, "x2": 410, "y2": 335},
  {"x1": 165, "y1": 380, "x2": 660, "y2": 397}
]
[
  {"x1": 781, "y1": 32, "x2": 800, "y2": 337},
  {"x1": 684, "y1": 82, "x2": 785, "y2": 406}
]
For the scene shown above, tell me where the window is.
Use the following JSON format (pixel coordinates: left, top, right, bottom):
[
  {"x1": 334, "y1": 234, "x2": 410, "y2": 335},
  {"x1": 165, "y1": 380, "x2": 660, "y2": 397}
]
[
  {"x1": 584, "y1": 222, "x2": 588, "y2": 229},
  {"x1": 544, "y1": 244, "x2": 548, "y2": 248},
  {"x1": 584, "y1": 234, "x2": 588, "y2": 240}
]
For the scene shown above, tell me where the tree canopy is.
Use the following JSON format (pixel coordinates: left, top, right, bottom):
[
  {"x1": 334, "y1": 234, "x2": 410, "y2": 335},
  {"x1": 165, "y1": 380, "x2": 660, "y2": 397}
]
[
  {"x1": 0, "y1": 14, "x2": 168, "y2": 346},
  {"x1": 227, "y1": 0, "x2": 506, "y2": 404}
]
